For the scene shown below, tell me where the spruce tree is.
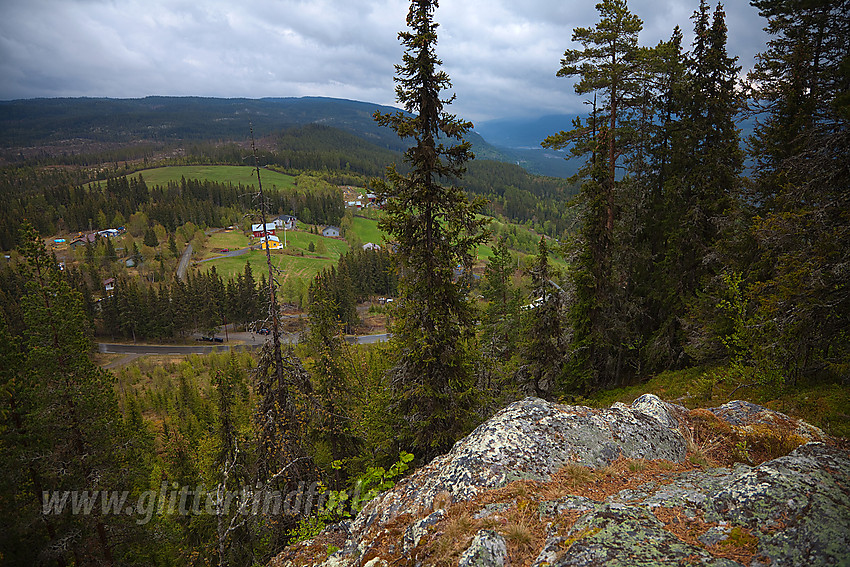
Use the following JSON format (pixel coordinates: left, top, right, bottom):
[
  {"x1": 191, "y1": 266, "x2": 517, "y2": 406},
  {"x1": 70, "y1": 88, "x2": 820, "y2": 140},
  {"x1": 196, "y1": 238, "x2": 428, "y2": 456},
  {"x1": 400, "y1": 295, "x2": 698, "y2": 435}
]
[
  {"x1": 517, "y1": 237, "x2": 567, "y2": 397},
  {"x1": 480, "y1": 236, "x2": 521, "y2": 362},
  {"x1": 656, "y1": 1, "x2": 743, "y2": 368},
  {"x1": 307, "y1": 275, "x2": 358, "y2": 475},
  {"x1": 143, "y1": 227, "x2": 158, "y2": 248},
  {"x1": 3, "y1": 223, "x2": 128, "y2": 565},
  {"x1": 740, "y1": 0, "x2": 850, "y2": 382},
  {"x1": 371, "y1": 0, "x2": 489, "y2": 461}
]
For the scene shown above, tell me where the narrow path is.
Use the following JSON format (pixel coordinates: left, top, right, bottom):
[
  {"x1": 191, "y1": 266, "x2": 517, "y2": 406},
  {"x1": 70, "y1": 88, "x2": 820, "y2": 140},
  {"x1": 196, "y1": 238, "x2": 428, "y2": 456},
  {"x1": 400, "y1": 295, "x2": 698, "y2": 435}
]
[{"x1": 176, "y1": 242, "x2": 193, "y2": 281}]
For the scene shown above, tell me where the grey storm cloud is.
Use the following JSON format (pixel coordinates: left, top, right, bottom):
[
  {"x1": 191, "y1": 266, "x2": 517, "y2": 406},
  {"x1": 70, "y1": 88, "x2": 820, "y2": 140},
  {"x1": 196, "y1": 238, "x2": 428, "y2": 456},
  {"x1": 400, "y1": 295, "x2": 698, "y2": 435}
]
[{"x1": 0, "y1": 0, "x2": 768, "y2": 122}]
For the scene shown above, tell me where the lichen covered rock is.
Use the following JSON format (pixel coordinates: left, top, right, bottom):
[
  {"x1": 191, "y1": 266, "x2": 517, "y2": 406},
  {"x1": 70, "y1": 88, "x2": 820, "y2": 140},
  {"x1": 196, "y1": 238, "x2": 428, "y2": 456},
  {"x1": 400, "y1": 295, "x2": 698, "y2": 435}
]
[
  {"x1": 531, "y1": 503, "x2": 737, "y2": 567},
  {"x1": 270, "y1": 397, "x2": 849, "y2": 567},
  {"x1": 708, "y1": 399, "x2": 827, "y2": 442},
  {"x1": 532, "y1": 442, "x2": 849, "y2": 566},
  {"x1": 458, "y1": 529, "x2": 507, "y2": 567},
  {"x1": 351, "y1": 397, "x2": 687, "y2": 538}
]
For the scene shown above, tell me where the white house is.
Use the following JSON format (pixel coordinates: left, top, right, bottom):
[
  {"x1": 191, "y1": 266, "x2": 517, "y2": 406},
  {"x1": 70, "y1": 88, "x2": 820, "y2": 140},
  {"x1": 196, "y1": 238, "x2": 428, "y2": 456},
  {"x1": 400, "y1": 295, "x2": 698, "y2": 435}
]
[
  {"x1": 362, "y1": 242, "x2": 381, "y2": 251},
  {"x1": 274, "y1": 215, "x2": 297, "y2": 230},
  {"x1": 322, "y1": 226, "x2": 340, "y2": 238}
]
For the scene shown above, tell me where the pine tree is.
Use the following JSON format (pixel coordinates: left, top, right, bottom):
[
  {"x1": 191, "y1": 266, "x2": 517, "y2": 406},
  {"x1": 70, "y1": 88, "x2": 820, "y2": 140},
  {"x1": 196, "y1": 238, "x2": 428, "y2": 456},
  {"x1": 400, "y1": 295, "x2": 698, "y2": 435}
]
[
  {"x1": 545, "y1": 0, "x2": 644, "y2": 235},
  {"x1": 371, "y1": 0, "x2": 490, "y2": 461},
  {"x1": 544, "y1": 0, "x2": 646, "y2": 388}
]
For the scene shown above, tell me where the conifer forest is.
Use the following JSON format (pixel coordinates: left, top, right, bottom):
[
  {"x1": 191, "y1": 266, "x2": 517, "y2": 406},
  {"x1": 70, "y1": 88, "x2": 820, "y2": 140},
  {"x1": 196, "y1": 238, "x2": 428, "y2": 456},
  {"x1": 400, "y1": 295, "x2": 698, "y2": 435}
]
[{"x1": 0, "y1": 0, "x2": 847, "y2": 564}]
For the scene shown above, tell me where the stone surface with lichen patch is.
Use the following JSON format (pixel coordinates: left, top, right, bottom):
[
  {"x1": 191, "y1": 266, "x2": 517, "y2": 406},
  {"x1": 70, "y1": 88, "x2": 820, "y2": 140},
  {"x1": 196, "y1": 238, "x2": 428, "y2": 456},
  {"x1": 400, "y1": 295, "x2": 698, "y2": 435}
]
[
  {"x1": 532, "y1": 442, "x2": 850, "y2": 567},
  {"x1": 708, "y1": 399, "x2": 826, "y2": 441},
  {"x1": 344, "y1": 397, "x2": 688, "y2": 545},
  {"x1": 458, "y1": 529, "x2": 508, "y2": 567},
  {"x1": 531, "y1": 502, "x2": 740, "y2": 566},
  {"x1": 269, "y1": 397, "x2": 849, "y2": 567}
]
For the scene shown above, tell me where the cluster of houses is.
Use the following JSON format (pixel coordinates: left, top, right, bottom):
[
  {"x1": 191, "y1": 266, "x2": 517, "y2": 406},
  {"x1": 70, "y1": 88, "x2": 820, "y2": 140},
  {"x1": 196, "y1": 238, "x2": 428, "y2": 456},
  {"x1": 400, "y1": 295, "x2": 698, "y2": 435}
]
[
  {"x1": 342, "y1": 186, "x2": 380, "y2": 210},
  {"x1": 346, "y1": 193, "x2": 379, "y2": 210},
  {"x1": 67, "y1": 227, "x2": 125, "y2": 249},
  {"x1": 250, "y1": 215, "x2": 343, "y2": 250},
  {"x1": 250, "y1": 215, "x2": 297, "y2": 238}
]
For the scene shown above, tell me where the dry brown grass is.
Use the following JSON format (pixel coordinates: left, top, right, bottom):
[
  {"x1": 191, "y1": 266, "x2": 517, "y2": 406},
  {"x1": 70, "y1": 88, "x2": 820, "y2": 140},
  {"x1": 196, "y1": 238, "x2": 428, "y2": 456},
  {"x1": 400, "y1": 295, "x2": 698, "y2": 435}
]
[
  {"x1": 652, "y1": 506, "x2": 760, "y2": 566},
  {"x1": 680, "y1": 407, "x2": 812, "y2": 467}
]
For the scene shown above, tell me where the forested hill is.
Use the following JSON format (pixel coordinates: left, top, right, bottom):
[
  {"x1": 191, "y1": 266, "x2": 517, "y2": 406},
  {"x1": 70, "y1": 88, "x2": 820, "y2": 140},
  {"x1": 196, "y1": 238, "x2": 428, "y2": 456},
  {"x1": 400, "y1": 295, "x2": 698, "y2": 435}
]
[
  {"x1": 0, "y1": 96, "x2": 576, "y2": 177},
  {"x1": 0, "y1": 97, "x2": 402, "y2": 149}
]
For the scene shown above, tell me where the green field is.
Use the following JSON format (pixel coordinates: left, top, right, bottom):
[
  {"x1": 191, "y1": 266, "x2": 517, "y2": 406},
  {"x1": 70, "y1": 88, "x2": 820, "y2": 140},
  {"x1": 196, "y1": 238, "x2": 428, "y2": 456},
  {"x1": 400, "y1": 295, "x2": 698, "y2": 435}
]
[
  {"x1": 201, "y1": 231, "x2": 252, "y2": 258},
  {"x1": 196, "y1": 214, "x2": 560, "y2": 285},
  {"x1": 278, "y1": 231, "x2": 350, "y2": 259},
  {"x1": 196, "y1": 228, "x2": 350, "y2": 283},
  {"x1": 134, "y1": 165, "x2": 297, "y2": 190},
  {"x1": 196, "y1": 250, "x2": 340, "y2": 286},
  {"x1": 352, "y1": 216, "x2": 387, "y2": 245},
  {"x1": 351, "y1": 216, "x2": 504, "y2": 263}
]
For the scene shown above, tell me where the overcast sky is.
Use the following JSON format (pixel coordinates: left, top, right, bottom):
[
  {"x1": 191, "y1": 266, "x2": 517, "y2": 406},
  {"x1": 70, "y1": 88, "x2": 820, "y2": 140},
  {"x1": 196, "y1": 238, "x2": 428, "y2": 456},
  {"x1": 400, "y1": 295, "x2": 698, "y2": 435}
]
[{"x1": 0, "y1": 0, "x2": 769, "y2": 122}]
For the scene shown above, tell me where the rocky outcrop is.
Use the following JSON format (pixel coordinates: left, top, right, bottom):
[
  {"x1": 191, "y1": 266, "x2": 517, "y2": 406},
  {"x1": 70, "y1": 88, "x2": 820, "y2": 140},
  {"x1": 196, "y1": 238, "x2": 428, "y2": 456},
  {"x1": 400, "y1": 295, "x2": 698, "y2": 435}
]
[{"x1": 271, "y1": 395, "x2": 849, "y2": 567}]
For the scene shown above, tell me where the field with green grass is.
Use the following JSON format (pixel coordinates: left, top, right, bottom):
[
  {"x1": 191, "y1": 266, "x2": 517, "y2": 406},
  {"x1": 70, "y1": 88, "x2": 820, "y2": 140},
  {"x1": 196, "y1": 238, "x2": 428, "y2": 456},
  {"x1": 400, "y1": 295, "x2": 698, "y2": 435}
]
[
  {"x1": 196, "y1": 249, "x2": 341, "y2": 285},
  {"x1": 200, "y1": 230, "x2": 251, "y2": 258},
  {"x1": 278, "y1": 231, "x2": 350, "y2": 259},
  {"x1": 352, "y1": 216, "x2": 387, "y2": 245},
  {"x1": 349, "y1": 214, "x2": 558, "y2": 268},
  {"x1": 195, "y1": 227, "x2": 350, "y2": 286},
  {"x1": 133, "y1": 165, "x2": 297, "y2": 190}
]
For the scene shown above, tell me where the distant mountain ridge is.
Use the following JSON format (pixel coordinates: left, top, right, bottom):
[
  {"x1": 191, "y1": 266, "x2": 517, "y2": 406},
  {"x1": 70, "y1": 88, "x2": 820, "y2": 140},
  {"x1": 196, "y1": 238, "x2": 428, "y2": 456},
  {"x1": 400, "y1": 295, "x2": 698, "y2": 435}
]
[
  {"x1": 475, "y1": 113, "x2": 580, "y2": 149},
  {"x1": 0, "y1": 96, "x2": 405, "y2": 148},
  {"x1": 0, "y1": 96, "x2": 578, "y2": 177}
]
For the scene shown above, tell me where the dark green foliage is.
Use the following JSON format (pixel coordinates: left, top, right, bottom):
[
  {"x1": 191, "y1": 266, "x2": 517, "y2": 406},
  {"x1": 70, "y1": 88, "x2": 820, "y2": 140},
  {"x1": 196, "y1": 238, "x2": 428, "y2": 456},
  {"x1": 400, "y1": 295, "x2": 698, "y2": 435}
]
[
  {"x1": 736, "y1": 0, "x2": 850, "y2": 382},
  {"x1": 143, "y1": 226, "x2": 159, "y2": 247},
  {"x1": 97, "y1": 262, "x2": 265, "y2": 340},
  {"x1": 308, "y1": 247, "x2": 398, "y2": 330},
  {"x1": 371, "y1": 0, "x2": 490, "y2": 461},
  {"x1": 646, "y1": 1, "x2": 743, "y2": 371},
  {"x1": 168, "y1": 233, "x2": 179, "y2": 257},
  {"x1": 306, "y1": 282, "x2": 360, "y2": 480},
  {"x1": 517, "y1": 238, "x2": 568, "y2": 397},
  {"x1": 0, "y1": 223, "x2": 132, "y2": 565},
  {"x1": 480, "y1": 236, "x2": 522, "y2": 362},
  {"x1": 547, "y1": 0, "x2": 746, "y2": 389}
]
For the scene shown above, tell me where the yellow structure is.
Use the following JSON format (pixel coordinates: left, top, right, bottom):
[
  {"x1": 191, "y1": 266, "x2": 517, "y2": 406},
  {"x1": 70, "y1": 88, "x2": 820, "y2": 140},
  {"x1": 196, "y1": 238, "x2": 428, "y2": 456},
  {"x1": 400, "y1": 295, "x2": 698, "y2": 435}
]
[{"x1": 260, "y1": 240, "x2": 282, "y2": 250}]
